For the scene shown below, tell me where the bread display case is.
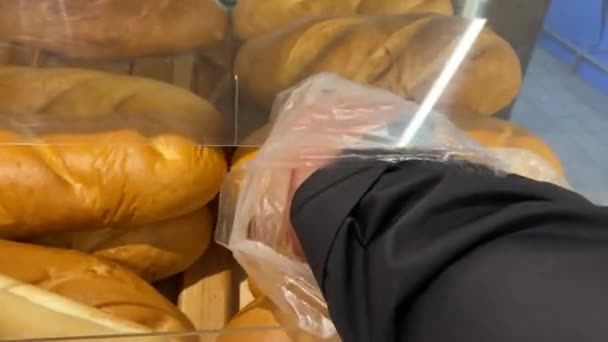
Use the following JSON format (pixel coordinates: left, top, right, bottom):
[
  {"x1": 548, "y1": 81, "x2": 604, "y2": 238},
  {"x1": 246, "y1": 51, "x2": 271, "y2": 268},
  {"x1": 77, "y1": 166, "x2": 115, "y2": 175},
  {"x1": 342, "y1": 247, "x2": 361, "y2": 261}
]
[{"x1": 0, "y1": 0, "x2": 606, "y2": 341}]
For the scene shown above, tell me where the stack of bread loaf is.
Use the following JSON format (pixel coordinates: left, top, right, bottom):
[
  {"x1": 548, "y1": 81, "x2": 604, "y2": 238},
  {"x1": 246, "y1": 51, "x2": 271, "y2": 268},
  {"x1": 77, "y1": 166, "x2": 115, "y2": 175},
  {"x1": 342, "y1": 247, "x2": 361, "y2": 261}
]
[
  {"x1": 232, "y1": 0, "x2": 523, "y2": 125},
  {"x1": 0, "y1": 0, "x2": 240, "y2": 340}
]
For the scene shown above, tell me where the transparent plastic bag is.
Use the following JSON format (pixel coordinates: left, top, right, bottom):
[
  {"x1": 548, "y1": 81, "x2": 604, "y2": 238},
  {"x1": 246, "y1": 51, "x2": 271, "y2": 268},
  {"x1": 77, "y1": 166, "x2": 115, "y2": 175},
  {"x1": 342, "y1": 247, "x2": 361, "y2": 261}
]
[{"x1": 217, "y1": 73, "x2": 569, "y2": 337}]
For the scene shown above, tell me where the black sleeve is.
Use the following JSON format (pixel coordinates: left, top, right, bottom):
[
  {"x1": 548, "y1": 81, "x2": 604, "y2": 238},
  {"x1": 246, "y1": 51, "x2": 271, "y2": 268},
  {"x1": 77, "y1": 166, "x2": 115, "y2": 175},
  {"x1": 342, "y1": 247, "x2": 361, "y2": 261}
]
[{"x1": 290, "y1": 159, "x2": 608, "y2": 342}]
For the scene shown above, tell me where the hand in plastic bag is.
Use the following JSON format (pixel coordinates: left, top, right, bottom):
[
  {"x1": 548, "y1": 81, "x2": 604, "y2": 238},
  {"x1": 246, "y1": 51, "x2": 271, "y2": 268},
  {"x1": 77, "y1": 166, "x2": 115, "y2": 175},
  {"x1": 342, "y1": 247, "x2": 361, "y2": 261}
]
[
  {"x1": 263, "y1": 76, "x2": 422, "y2": 259},
  {"x1": 217, "y1": 73, "x2": 565, "y2": 338},
  {"x1": 218, "y1": 73, "x2": 493, "y2": 338}
]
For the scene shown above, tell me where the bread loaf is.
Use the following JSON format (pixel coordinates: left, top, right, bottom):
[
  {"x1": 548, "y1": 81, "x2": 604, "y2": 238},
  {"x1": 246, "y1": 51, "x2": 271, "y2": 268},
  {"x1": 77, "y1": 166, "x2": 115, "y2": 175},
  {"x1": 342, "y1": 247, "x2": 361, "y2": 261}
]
[
  {"x1": 450, "y1": 115, "x2": 566, "y2": 186},
  {"x1": 451, "y1": 115, "x2": 563, "y2": 175},
  {"x1": 0, "y1": 66, "x2": 225, "y2": 136},
  {"x1": 0, "y1": 239, "x2": 195, "y2": 335},
  {"x1": 0, "y1": 0, "x2": 228, "y2": 59},
  {"x1": 35, "y1": 208, "x2": 214, "y2": 282},
  {"x1": 0, "y1": 273, "x2": 170, "y2": 341},
  {"x1": 0, "y1": 66, "x2": 227, "y2": 239},
  {"x1": 218, "y1": 297, "x2": 335, "y2": 342},
  {"x1": 218, "y1": 297, "x2": 287, "y2": 342},
  {"x1": 236, "y1": 13, "x2": 522, "y2": 116},
  {"x1": 233, "y1": 0, "x2": 453, "y2": 40}
]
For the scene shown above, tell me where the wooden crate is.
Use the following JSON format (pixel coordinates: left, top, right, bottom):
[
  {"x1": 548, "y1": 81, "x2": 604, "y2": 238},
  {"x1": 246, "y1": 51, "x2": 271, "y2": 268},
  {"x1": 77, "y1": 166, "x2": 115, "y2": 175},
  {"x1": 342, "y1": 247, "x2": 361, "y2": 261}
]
[{"x1": 0, "y1": 41, "x2": 256, "y2": 338}]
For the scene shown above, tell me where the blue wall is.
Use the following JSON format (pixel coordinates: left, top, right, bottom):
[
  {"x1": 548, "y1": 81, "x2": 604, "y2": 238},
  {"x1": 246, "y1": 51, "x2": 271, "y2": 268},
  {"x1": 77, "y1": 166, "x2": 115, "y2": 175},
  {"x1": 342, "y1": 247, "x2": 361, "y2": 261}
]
[{"x1": 540, "y1": 0, "x2": 608, "y2": 93}]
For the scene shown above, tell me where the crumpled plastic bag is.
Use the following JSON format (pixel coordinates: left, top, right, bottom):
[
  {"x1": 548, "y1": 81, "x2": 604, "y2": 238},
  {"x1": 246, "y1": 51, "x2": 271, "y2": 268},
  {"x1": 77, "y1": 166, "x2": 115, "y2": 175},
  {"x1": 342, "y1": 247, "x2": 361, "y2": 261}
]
[{"x1": 216, "y1": 73, "x2": 568, "y2": 338}]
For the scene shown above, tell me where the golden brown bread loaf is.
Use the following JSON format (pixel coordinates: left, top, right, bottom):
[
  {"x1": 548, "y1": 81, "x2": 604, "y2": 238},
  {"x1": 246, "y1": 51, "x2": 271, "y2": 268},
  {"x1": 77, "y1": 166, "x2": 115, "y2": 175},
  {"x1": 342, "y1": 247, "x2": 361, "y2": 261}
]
[
  {"x1": 235, "y1": 13, "x2": 522, "y2": 116},
  {"x1": 218, "y1": 297, "x2": 288, "y2": 342},
  {"x1": 0, "y1": 273, "x2": 170, "y2": 341},
  {"x1": 34, "y1": 208, "x2": 214, "y2": 282},
  {"x1": 0, "y1": 66, "x2": 227, "y2": 239},
  {"x1": 233, "y1": 0, "x2": 453, "y2": 40},
  {"x1": 450, "y1": 115, "x2": 564, "y2": 175},
  {"x1": 0, "y1": 0, "x2": 228, "y2": 59},
  {"x1": 0, "y1": 239, "x2": 195, "y2": 336},
  {"x1": 0, "y1": 66, "x2": 225, "y2": 136},
  {"x1": 218, "y1": 297, "x2": 337, "y2": 342}
]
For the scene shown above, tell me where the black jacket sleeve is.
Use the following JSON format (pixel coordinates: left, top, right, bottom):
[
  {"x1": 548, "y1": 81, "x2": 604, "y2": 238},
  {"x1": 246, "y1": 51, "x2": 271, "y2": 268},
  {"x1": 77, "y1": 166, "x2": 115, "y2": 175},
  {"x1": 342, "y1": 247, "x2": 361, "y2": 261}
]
[{"x1": 290, "y1": 159, "x2": 608, "y2": 342}]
